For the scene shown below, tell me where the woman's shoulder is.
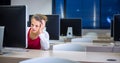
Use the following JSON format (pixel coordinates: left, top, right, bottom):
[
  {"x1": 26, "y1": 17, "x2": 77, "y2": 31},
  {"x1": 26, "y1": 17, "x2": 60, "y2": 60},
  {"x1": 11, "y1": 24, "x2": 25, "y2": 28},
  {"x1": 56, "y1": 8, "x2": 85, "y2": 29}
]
[
  {"x1": 43, "y1": 30, "x2": 49, "y2": 35},
  {"x1": 43, "y1": 27, "x2": 49, "y2": 34},
  {"x1": 26, "y1": 27, "x2": 31, "y2": 34}
]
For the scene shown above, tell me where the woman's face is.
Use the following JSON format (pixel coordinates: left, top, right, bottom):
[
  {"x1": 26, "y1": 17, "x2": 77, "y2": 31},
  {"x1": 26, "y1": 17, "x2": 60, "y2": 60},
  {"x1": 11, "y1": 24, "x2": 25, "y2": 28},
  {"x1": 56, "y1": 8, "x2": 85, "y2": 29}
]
[{"x1": 30, "y1": 18, "x2": 41, "y2": 34}]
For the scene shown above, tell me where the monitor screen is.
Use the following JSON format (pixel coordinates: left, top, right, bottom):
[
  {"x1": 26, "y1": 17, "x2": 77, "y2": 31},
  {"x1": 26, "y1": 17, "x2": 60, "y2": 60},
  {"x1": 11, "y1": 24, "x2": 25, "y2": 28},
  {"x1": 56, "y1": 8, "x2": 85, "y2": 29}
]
[
  {"x1": 110, "y1": 20, "x2": 113, "y2": 37},
  {"x1": 0, "y1": 5, "x2": 26, "y2": 48},
  {"x1": 46, "y1": 15, "x2": 60, "y2": 40},
  {"x1": 113, "y1": 14, "x2": 120, "y2": 41},
  {"x1": 28, "y1": 15, "x2": 60, "y2": 40},
  {"x1": 60, "y1": 19, "x2": 82, "y2": 36}
]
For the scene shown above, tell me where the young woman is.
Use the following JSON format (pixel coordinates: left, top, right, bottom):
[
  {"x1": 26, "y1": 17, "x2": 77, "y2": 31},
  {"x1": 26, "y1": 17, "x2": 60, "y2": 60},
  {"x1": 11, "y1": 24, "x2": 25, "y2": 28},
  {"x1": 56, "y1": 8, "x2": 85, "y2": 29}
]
[{"x1": 26, "y1": 14, "x2": 49, "y2": 50}]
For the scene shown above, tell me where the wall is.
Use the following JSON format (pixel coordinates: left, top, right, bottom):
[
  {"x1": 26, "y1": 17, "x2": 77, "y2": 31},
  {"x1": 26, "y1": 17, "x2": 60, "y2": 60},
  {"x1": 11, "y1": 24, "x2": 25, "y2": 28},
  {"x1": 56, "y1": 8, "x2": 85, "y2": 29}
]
[
  {"x1": 11, "y1": 0, "x2": 110, "y2": 36},
  {"x1": 11, "y1": 0, "x2": 52, "y2": 21}
]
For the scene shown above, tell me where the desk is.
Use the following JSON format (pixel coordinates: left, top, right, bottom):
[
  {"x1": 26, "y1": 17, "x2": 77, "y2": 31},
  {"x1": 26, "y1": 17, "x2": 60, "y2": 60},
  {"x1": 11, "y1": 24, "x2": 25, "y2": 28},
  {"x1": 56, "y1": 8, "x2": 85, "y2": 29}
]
[
  {"x1": 0, "y1": 48, "x2": 120, "y2": 63},
  {"x1": 60, "y1": 36, "x2": 113, "y2": 43},
  {"x1": 51, "y1": 42, "x2": 115, "y2": 52},
  {"x1": 93, "y1": 39, "x2": 113, "y2": 43}
]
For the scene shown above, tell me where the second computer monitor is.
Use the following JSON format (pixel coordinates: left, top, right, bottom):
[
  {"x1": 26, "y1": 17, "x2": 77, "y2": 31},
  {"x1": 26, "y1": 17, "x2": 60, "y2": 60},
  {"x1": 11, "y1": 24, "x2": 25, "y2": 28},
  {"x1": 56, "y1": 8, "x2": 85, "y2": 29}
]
[
  {"x1": 113, "y1": 14, "x2": 120, "y2": 41},
  {"x1": 46, "y1": 15, "x2": 60, "y2": 40},
  {"x1": 0, "y1": 5, "x2": 26, "y2": 48},
  {"x1": 60, "y1": 19, "x2": 82, "y2": 36}
]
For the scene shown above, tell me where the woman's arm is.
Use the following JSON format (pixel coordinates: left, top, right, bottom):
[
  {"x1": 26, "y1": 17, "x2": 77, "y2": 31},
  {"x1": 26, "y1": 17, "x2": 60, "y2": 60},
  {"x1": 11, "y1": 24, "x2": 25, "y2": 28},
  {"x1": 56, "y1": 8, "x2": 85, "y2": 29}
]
[
  {"x1": 26, "y1": 27, "x2": 30, "y2": 48},
  {"x1": 39, "y1": 30, "x2": 50, "y2": 50},
  {"x1": 39, "y1": 20, "x2": 50, "y2": 50}
]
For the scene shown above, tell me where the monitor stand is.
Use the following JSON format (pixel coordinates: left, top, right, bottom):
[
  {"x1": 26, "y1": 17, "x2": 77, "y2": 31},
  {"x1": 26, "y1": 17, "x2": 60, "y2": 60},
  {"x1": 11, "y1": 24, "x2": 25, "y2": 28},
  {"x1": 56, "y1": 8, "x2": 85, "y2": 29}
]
[
  {"x1": 112, "y1": 41, "x2": 120, "y2": 52},
  {"x1": 67, "y1": 27, "x2": 73, "y2": 38},
  {"x1": 0, "y1": 50, "x2": 2, "y2": 55},
  {"x1": 114, "y1": 41, "x2": 120, "y2": 46},
  {"x1": 0, "y1": 49, "x2": 8, "y2": 55}
]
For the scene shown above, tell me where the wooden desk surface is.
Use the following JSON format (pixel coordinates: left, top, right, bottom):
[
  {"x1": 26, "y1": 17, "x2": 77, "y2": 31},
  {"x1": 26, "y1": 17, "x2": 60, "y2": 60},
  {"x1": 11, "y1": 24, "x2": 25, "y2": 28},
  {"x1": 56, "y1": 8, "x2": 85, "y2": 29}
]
[
  {"x1": 51, "y1": 42, "x2": 114, "y2": 47},
  {"x1": 93, "y1": 39, "x2": 113, "y2": 43},
  {"x1": 0, "y1": 48, "x2": 120, "y2": 63}
]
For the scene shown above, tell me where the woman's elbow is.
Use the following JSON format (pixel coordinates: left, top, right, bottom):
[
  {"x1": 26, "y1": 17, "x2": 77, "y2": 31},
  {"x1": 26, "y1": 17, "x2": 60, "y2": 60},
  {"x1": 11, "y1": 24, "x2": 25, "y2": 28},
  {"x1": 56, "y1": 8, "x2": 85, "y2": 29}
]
[{"x1": 42, "y1": 45, "x2": 50, "y2": 50}]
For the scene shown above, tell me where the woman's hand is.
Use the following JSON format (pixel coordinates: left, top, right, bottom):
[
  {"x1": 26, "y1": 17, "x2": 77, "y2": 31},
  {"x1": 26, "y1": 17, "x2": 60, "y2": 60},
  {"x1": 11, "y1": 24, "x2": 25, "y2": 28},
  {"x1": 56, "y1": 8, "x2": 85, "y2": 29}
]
[{"x1": 39, "y1": 20, "x2": 45, "y2": 34}]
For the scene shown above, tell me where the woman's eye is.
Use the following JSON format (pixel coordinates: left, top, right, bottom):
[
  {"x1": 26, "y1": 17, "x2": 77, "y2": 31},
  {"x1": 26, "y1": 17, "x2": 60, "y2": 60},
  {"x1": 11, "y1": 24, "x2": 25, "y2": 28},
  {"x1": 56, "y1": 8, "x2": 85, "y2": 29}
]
[
  {"x1": 36, "y1": 25, "x2": 39, "y2": 27},
  {"x1": 31, "y1": 24, "x2": 34, "y2": 27}
]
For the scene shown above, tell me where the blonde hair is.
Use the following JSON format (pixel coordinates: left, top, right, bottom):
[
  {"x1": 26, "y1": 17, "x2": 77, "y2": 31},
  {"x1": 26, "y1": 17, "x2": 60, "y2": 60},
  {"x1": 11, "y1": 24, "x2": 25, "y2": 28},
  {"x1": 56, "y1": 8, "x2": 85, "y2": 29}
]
[{"x1": 31, "y1": 14, "x2": 48, "y2": 23}]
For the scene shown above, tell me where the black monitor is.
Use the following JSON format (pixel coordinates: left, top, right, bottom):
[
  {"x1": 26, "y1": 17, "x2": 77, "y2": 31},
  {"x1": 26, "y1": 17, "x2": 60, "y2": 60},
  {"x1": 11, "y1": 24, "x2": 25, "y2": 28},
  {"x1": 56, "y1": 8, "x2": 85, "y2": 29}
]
[
  {"x1": 60, "y1": 19, "x2": 82, "y2": 36},
  {"x1": 0, "y1": 5, "x2": 26, "y2": 48},
  {"x1": 110, "y1": 20, "x2": 113, "y2": 37},
  {"x1": 113, "y1": 14, "x2": 120, "y2": 41},
  {"x1": 28, "y1": 15, "x2": 60, "y2": 40},
  {"x1": 46, "y1": 15, "x2": 60, "y2": 40}
]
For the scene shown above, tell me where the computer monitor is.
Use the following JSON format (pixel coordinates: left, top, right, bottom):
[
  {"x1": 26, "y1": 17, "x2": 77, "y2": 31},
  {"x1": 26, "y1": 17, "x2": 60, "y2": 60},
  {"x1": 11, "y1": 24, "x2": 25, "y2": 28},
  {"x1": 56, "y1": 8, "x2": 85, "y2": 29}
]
[
  {"x1": 28, "y1": 15, "x2": 60, "y2": 40},
  {"x1": 110, "y1": 20, "x2": 113, "y2": 37},
  {"x1": 0, "y1": 5, "x2": 26, "y2": 48},
  {"x1": 113, "y1": 14, "x2": 120, "y2": 41},
  {"x1": 46, "y1": 15, "x2": 60, "y2": 40},
  {"x1": 60, "y1": 19, "x2": 82, "y2": 36}
]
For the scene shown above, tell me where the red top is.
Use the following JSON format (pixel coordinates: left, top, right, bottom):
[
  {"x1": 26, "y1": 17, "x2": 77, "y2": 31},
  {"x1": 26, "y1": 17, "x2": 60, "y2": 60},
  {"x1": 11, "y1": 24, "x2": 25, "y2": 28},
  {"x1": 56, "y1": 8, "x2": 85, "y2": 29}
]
[{"x1": 27, "y1": 28, "x2": 41, "y2": 49}]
